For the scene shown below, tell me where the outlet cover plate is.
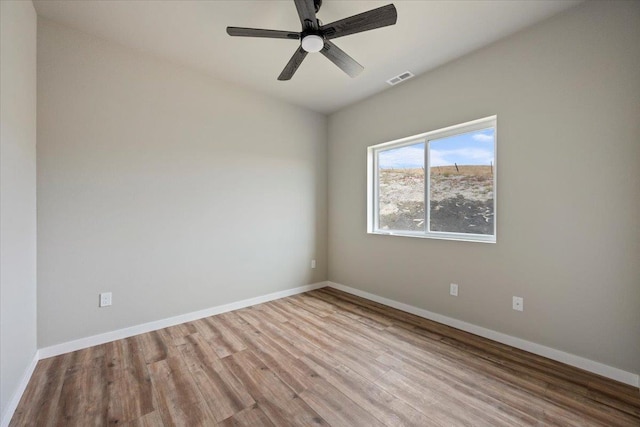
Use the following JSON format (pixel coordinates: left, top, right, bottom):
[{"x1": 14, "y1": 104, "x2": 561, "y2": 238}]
[
  {"x1": 450, "y1": 283, "x2": 459, "y2": 296},
  {"x1": 512, "y1": 296, "x2": 523, "y2": 311},
  {"x1": 100, "y1": 292, "x2": 112, "y2": 307}
]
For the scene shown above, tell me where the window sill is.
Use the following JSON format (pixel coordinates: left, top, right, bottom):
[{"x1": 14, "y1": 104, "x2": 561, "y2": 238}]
[{"x1": 369, "y1": 230, "x2": 496, "y2": 244}]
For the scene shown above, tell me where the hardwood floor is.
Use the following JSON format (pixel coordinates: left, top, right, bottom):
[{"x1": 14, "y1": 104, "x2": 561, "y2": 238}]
[{"x1": 11, "y1": 288, "x2": 640, "y2": 426}]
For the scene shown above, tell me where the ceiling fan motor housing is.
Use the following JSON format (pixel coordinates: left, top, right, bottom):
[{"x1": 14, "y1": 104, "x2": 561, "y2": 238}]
[{"x1": 300, "y1": 26, "x2": 325, "y2": 53}]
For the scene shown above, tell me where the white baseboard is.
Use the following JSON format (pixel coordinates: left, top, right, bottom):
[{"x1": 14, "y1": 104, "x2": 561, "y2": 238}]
[
  {"x1": 327, "y1": 281, "x2": 639, "y2": 388},
  {"x1": 39, "y1": 281, "x2": 328, "y2": 359},
  {"x1": 1, "y1": 350, "x2": 39, "y2": 427}
]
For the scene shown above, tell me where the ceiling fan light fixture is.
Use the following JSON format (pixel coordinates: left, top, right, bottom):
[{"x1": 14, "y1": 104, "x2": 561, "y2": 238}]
[{"x1": 301, "y1": 35, "x2": 324, "y2": 53}]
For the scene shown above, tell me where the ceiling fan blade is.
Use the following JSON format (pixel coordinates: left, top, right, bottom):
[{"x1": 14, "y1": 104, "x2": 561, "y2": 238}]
[
  {"x1": 294, "y1": 0, "x2": 318, "y2": 30},
  {"x1": 227, "y1": 27, "x2": 300, "y2": 40},
  {"x1": 320, "y1": 41, "x2": 364, "y2": 78},
  {"x1": 278, "y1": 46, "x2": 308, "y2": 80},
  {"x1": 321, "y1": 4, "x2": 397, "y2": 40}
]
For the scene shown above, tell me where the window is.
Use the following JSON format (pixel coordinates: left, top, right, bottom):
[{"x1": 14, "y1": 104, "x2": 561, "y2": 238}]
[{"x1": 367, "y1": 116, "x2": 496, "y2": 243}]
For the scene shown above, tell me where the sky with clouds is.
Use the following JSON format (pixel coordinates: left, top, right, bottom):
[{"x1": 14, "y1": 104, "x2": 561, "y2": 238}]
[{"x1": 379, "y1": 128, "x2": 494, "y2": 169}]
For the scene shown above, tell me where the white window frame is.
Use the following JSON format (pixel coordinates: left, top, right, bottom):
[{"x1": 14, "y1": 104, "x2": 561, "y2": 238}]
[{"x1": 367, "y1": 116, "x2": 497, "y2": 243}]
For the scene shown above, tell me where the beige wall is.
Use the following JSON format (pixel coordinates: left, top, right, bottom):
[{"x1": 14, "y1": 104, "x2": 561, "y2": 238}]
[
  {"x1": 0, "y1": 0, "x2": 38, "y2": 419},
  {"x1": 37, "y1": 19, "x2": 327, "y2": 348},
  {"x1": 328, "y1": 1, "x2": 640, "y2": 374}
]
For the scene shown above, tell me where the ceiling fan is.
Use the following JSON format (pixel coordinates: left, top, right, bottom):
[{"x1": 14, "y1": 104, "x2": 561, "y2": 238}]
[{"x1": 226, "y1": 0, "x2": 397, "y2": 81}]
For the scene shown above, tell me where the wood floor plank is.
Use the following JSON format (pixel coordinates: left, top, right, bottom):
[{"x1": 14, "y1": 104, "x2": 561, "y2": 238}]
[
  {"x1": 271, "y1": 311, "x2": 392, "y2": 383},
  {"x1": 9, "y1": 354, "x2": 73, "y2": 427},
  {"x1": 11, "y1": 287, "x2": 640, "y2": 426},
  {"x1": 318, "y1": 288, "x2": 610, "y2": 394},
  {"x1": 134, "y1": 329, "x2": 170, "y2": 364},
  {"x1": 379, "y1": 356, "x2": 541, "y2": 426},
  {"x1": 201, "y1": 314, "x2": 248, "y2": 358},
  {"x1": 270, "y1": 300, "x2": 392, "y2": 381},
  {"x1": 320, "y1": 290, "x2": 622, "y2": 426},
  {"x1": 148, "y1": 356, "x2": 216, "y2": 426},
  {"x1": 250, "y1": 300, "x2": 290, "y2": 323},
  {"x1": 263, "y1": 300, "x2": 297, "y2": 322},
  {"x1": 374, "y1": 369, "x2": 473, "y2": 426},
  {"x1": 57, "y1": 355, "x2": 110, "y2": 426},
  {"x1": 120, "y1": 410, "x2": 165, "y2": 427},
  {"x1": 299, "y1": 377, "x2": 386, "y2": 427},
  {"x1": 544, "y1": 383, "x2": 640, "y2": 427},
  {"x1": 217, "y1": 403, "x2": 276, "y2": 427},
  {"x1": 287, "y1": 294, "x2": 336, "y2": 317},
  {"x1": 301, "y1": 353, "x2": 442, "y2": 426},
  {"x1": 313, "y1": 288, "x2": 397, "y2": 328},
  {"x1": 378, "y1": 350, "x2": 584, "y2": 426},
  {"x1": 190, "y1": 318, "x2": 218, "y2": 340},
  {"x1": 379, "y1": 326, "x2": 633, "y2": 426},
  {"x1": 106, "y1": 337, "x2": 155, "y2": 424},
  {"x1": 165, "y1": 322, "x2": 197, "y2": 346},
  {"x1": 231, "y1": 307, "x2": 307, "y2": 359},
  {"x1": 221, "y1": 349, "x2": 329, "y2": 426},
  {"x1": 179, "y1": 333, "x2": 255, "y2": 422},
  {"x1": 369, "y1": 330, "x2": 558, "y2": 423},
  {"x1": 232, "y1": 311, "x2": 319, "y2": 394},
  {"x1": 284, "y1": 299, "x2": 390, "y2": 357}
]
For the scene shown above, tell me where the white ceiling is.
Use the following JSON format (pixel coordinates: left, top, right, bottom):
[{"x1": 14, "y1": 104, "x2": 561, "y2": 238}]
[{"x1": 33, "y1": 0, "x2": 582, "y2": 114}]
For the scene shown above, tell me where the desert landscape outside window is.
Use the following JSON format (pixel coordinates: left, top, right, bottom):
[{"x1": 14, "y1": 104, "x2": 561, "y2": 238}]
[
  {"x1": 377, "y1": 142, "x2": 425, "y2": 232},
  {"x1": 368, "y1": 116, "x2": 496, "y2": 243}
]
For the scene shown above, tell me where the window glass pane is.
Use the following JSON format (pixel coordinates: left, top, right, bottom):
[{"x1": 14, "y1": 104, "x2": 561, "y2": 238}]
[
  {"x1": 429, "y1": 128, "x2": 494, "y2": 235},
  {"x1": 377, "y1": 142, "x2": 425, "y2": 231}
]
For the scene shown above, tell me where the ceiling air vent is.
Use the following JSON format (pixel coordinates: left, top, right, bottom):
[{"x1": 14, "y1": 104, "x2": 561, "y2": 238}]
[{"x1": 386, "y1": 71, "x2": 414, "y2": 86}]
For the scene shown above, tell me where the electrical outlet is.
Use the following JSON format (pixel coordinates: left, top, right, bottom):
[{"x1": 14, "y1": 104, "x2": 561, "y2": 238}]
[
  {"x1": 512, "y1": 296, "x2": 523, "y2": 312},
  {"x1": 450, "y1": 283, "x2": 459, "y2": 296},
  {"x1": 311, "y1": 259, "x2": 316, "y2": 269},
  {"x1": 99, "y1": 292, "x2": 112, "y2": 307}
]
